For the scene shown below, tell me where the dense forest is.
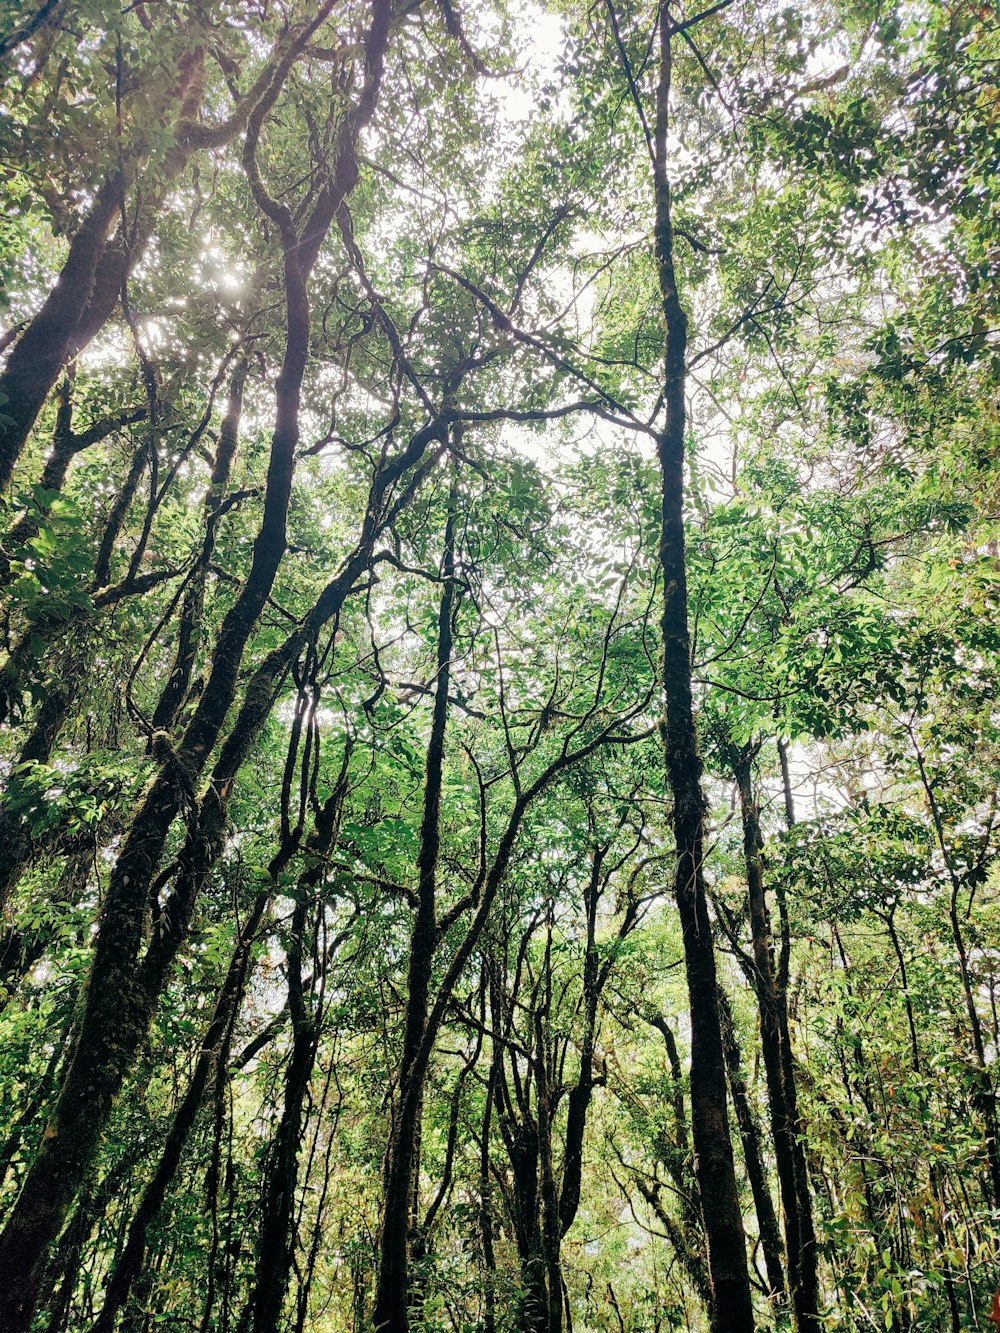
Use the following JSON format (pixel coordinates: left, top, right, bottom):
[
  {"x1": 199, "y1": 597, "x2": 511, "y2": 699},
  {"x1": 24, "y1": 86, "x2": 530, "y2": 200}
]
[{"x1": 0, "y1": 0, "x2": 998, "y2": 1330}]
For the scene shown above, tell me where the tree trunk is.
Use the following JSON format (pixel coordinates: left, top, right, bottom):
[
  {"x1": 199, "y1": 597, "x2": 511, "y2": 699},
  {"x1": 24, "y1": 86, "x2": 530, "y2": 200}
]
[
  {"x1": 246, "y1": 902, "x2": 317, "y2": 1333},
  {"x1": 535, "y1": 955, "x2": 564, "y2": 1333},
  {"x1": 558, "y1": 849, "x2": 604, "y2": 1239},
  {"x1": 0, "y1": 26, "x2": 285, "y2": 495},
  {"x1": 649, "y1": 4, "x2": 753, "y2": 1328},
  {"x1": 0, "y1": 176, "x2": 122, "y2": 492},
  {"x1": 91, "y1": 895, "x2": 267, "y2": 1333},
  {"x1": 150, "y1": 360, "x2": 248, "y2": 736},
  {"x1": 718, "y1": 986, "x2": 786, "y2": 1306},
  {"x1": 645, "y1": 1015, "x2": 712, "y2": 1312},
  {"x1": 246, "y1": 773, "x2": 351, "y2": 1333},
  {"x1": 0, "y1": 8, "x2": 392, "y2": 1314},
  {"x1": 480, "y1": 1060, "x2": 498, "y2": 1333},
  {"x1": 373, "y1": 496, "x2": 456, "y2": 1333},
  {"x1": 733, "y1": 747, "x2": 819, "y2": 1333}
]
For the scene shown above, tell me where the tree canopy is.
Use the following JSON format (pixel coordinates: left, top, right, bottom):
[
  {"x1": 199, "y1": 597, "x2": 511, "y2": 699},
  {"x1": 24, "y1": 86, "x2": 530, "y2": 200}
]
[{"x1": 1, "y1": 1, "x2": 999, "y2": 1331}]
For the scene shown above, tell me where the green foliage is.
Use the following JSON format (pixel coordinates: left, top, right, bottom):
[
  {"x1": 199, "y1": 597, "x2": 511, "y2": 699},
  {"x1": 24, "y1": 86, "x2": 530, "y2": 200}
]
[{"x1": 1, "y1": 0, "x2": 999, "y2": 1330}]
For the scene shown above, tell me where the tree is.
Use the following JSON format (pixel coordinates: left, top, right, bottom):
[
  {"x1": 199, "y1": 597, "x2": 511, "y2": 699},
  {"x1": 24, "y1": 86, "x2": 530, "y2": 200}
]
[{"x1": 3, "y1": 0, "x2": 1000, "y2": 1330}]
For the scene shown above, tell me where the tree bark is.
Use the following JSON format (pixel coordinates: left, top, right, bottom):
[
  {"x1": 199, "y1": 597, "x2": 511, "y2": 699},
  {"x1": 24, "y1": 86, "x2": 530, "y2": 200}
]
[
  {"x1": 246, "y1": 776, "x2": 351, "y2": 1333},
  {"x1": 150, "y1": 360, "x2": 248, "y2": 736},
  {"x1": 649, "y1": 3, "x2": 753, "y2": 1328},
  {"x1": 0, "y1": 176, "x2": 123, "y2": 492},
  {"x1": 718, "y1": 986, "x2": 786, "y2": 1306},
  {"x1": 245, "y1": 901, "x2": 317, "y2": 1333},
  {"x1": 0, "y1": 21, "x2": 299, "y2": 494},
  {"x1": 733, "y1": 747, "x2": 818, "y2": 1333},
  {"x1": 90, "y1": 894, "x2": 267, "y2": 1333},
  {"x1": 373, "y1": 495, "x2": 457, "y2": 1333},
  {"x1": 0, "y1": 7, "x2": 392, "y2": 1318},
  {"x1": 645, "y1": 1015, "x2": 712, "y2": 1311}
]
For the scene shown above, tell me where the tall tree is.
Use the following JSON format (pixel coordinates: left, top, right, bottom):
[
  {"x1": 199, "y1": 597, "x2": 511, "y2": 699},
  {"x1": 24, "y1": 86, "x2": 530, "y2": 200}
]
[{"x1": 647, "y1": 4, "x2": 754, "y2": 1327}]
